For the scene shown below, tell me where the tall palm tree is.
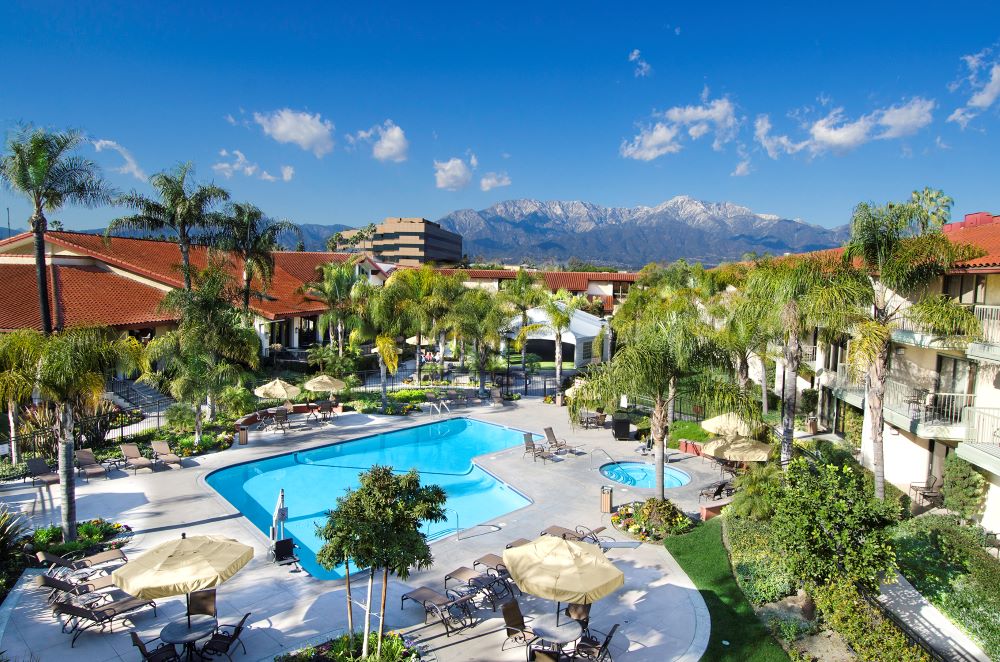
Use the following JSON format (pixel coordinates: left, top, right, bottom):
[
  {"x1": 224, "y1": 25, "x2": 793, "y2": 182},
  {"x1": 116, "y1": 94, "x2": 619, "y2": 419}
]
[
  {"x1": 301, "y1": 262, "x2": 361, "y2": 357},
  {"x1": 349, "y1": 281, "x2": 404, "y2": 410},
  {"x1": 216, "y1": 202, "x2": 301, "y2": 309},
  {"x1": 36, "y1": 327, "x2": 145, "y2": 540},
  {"x1": 429, "y1": 272, "x2": 467, "y2": 362},
  {"x1": 0, "y1": 128, "x2": 114, "y2": 334},
  {"x1": 539, "y1": 290, "x2": 586, "y2": 387},
  {"x1": 385, "y1": 265, "x2": 441, "y2": 384},
  {"x1": 499, "y1": 269, "x2": 548, "y2": 374},
  {"x1": 107, "y1": 162, "x2": 229, "y2": 290},
  {"x1": 0, "y1": 330, "x2": 45, "y2": 465},
  {"x1": 807, "y1": 201, "x2": 981, "y2": 499},
  {"x1": 444, "y1": 288, "x2": 506, "y2": 397},
  {"x1": 910, "y1": 187, "x2": 953, "y2": 234}
]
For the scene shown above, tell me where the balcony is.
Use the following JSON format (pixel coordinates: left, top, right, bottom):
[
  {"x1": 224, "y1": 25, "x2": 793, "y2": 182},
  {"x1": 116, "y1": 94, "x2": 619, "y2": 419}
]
[
  {"x1": 957, "y1": 407, "x2": 1000, "y2": 476},
  {"x1": 830, "y1": 363, "x2": 865, "y2": 409},
  {"x1": 768, "y1": 343, "x2": 817, "y2": 362},
  {"x1": 967, "y1": 305, "x2": 1000, "y2": 363}
]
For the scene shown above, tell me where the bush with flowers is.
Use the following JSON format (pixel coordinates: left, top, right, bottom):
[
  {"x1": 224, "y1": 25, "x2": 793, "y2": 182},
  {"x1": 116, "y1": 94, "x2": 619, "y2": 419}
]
[
  {"x1": 27, "y1": 518, "x2": 133, "y2": 558},
  {"x1": 611, "y1": 498, "x2": 693, "y2": 542}
]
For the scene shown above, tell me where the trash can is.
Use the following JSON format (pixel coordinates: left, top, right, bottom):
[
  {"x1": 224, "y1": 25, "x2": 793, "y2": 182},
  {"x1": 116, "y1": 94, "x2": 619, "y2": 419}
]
[
  {"x1": 601, "y1": 485, "x2": 613, "y2": 514},
  {"x1": 238, "y1": 426, "x2": 249, "y2": 445},
  {"x1": 806, "y1": 416, "x2": 818, "y2": 435}
]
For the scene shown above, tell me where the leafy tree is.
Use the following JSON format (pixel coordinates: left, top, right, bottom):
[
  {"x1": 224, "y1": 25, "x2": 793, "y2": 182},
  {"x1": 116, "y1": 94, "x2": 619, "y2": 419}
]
[
  {"x1": 108, "y1": 162, "x2": 229, "y2": 290},
  {"x1": 942, "y1": 453, "x2": 986, "y2": 523},
  {"x1": 911, "y1": 187, "x2": 954, "y2": 234},
  {"x1": 443, "y1": 288, "x2": 507, "y2": 397},
  {"x1": 0, "y1": 330, "x2": 44, "y2": 464},
  {"x1": 215, "y1": 202, "x2": 301, "y2": 309},
  {"x1": 301, "y1": 262, "x2": 361, "y2": 357},
  {"x1": 36, "y1": 328, "x2": 145, "y2": 540},
  {"x1": 0, "y1": 127, "x2": 114, "y2": 334},
  {"x1": 808, "y1": 200, "x2": 982, "y2": 498},
  {"x1": 499, "y1": 269, "x2": 548, "y2": 372},
  {"x1": 539, "y1": 290, "x2": 585, "y2": 386},
  {"x1": 317, "y1": 466, "x2": 446, "y2": 658},
  {"x1": 774, "y1": 458, "x2": 899, "y2": 590}
]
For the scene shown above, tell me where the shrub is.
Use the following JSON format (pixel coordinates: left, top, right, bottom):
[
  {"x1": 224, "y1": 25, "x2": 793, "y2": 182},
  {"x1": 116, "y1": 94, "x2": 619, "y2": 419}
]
[
  {"x1": 668, "y1": 420, "x2": 709, "y2": 450},
  {"x1": 798, "y1": 388, "x2": 818, "y2": 415},
  {"x1": 843, "y1": 405, "x2": 864, "y2": 449},
  {"x1": 728, "y1": 463, "x2": 782, "y2": 521},
  {"x1": 29, "y1": 518, "x2": 132, "y2": 556},
  {"x1": 165, "y1": 403, "x2": 197, "y2": 432},
  {"x1": 812, "y1": 578, "x2": 931, "y2": 662},
  {"x1": 391, "y1": 389, "x2": 430, "y2": 404},
  {"x1": 942, "y1": 454, "x2": 987, "y2": 523},
  {"x1": 275, "y1": 631, "x2": 420, "y2": 661},
  {"x1": 218, "y1": 386, "x2": 258, "y2": 417},
  {"x1": 726, "y1": 514, "x2": 796, "y2": 604},
  {"x1": 611, "y1": 498, "x2": 692, "y2": 541}
]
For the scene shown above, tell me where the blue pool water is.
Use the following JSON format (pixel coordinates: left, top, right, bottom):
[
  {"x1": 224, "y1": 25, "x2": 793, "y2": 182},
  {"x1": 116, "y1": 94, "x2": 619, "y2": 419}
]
[
  {"x1": 207, "y1": 418, "x2": 533, "y2": 579},
  {"x1": 600, "y1": 461, "x2": 691, "y2": 489}
]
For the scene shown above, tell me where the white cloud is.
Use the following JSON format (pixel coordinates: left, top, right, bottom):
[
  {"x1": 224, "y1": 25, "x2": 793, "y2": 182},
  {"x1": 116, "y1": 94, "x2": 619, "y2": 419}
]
[
  {"x1": 808, "y1": 108, "x2": 876, "y2": 153},
  {"x1": 674, "y1": 27, "x2": 681, "y2": 36},
  {"x1": 628, "y1": 49, "x2": 652, "y2": 77},
  {"x1": 213, "y1": 149, "x2": 290, "y2": 183},
  {"x1": 731, "y1": 159, "x2": 751, "y2": 177},
  {"x1": 753, "y1": 115, "x2": 809, "y2": 158},
  {"x1": 281, "y1": 165, "x2": 294, "y2": 181},
  {"x1": 876, "y1": 97, "x2": 935, "y2": 139},
  {"x1": 620, "y1": 122, "x2": 681, "y2": 160},
  {"x1": 468, "y1": 152, "x2": 478, "y2": 169},
  {"x1": 935, "y1": 136, "x2": 951, "y2": 150},
  {"x1": 350, "y1": 120, "x2": 409, "y2": 162},
  {"x1": 948, "y1": 46, "x2": 1000, "y2": 128},
  {"x1": 480, "y1": 171, "x2": 512, "y2": 191},
  {"x1": 92, "y1": 139, "x2": 146, "y2": 181},
  {"x1": 259, "y1": 171, "x2": 277, "y2": 182},
  {"x1": 434, "y1": 157, "x2": 473, "y2": 190},
  {"x1": 253, "y1": 108, "x2": 334, "y2": 157},
  {"x1": 224, "y1": 114, "x2": 237, "y2": 126}
]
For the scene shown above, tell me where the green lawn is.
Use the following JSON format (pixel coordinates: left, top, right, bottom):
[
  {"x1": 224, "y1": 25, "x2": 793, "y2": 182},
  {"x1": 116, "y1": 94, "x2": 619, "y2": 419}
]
[
  {"x1": 664, "y1": 518, "x2": 789, "y2": 662},
  {"x1": 505, "y1": 356, "x2": 575, "y2": 370}
]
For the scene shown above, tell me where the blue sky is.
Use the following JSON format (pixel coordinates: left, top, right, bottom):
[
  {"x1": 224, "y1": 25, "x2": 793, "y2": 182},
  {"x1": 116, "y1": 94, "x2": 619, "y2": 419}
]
[{"x1": 1, "y1": 2, "x2": 998, "y2": 232}]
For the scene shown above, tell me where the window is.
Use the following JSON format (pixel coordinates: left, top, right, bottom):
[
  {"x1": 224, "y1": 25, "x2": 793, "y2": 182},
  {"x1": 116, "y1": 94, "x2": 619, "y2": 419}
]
[
  {"x1": 579, "y1": 340, "x2": 593, "y2": 361},
  {"x1": 936, "y1": 355, "x2": 975, "y2": 394},
  {"x1": 943, "y1": 274, "x2": 986, "y2": 304}
]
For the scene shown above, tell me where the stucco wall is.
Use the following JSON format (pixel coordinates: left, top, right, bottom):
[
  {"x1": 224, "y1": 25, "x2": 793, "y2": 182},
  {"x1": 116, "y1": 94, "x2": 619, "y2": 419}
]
[
  {"x1": 981, "y1": 474, "x2": 1000, "y2": 532},
  {"x1": 860, "y1": 413, "x2": 932, "y2": 491}
]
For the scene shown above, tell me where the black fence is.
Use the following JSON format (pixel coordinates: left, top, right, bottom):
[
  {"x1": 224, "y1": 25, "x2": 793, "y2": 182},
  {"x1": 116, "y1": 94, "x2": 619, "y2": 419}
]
[{"x1": 858, "y1": 586, "x2": 948, "y2": 662}]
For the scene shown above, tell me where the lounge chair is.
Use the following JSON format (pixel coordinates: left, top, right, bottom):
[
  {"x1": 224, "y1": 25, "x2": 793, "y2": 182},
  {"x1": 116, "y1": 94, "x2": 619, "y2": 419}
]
[
  {"x1": 506, "y1": 538, "x2": 531, "y2": 549},
  {"x1": 35, "y1": 573, "x2": 116, "y2": 605},
  {"x1": 120, "y1": 444, "x2": 154, "y2": 475},
  {"x1": 574, "y1": 623, "x2": 619, "y2": 661},
  {"x1": 271, "y1": 538, "x2": 301, "y2": 571},
  {"x1": 200, "y1": 612, "x2": 250, "y2": 661},
  {"x1": 54, "y1": 596, "x2": 157, "y2": 646},
  {"x1": 544, "y1": 427, "x2": 581, "y2": 453},
  {"x1": 523, "y1": 434, "x2": 556, "y2": 464},
  {"x1": 400, "y1": 586, "x2": 476, "y2": 637},
  {"x1": 131, "y1": 632, "x2": 181, "y2": 662},
  {"x1": 444, "y1": 566, "x2": 515, "y2": 609},
  {"x1": 541, "y1": 525, "x2": 611, "y2": 545},
  {"x1": 75, "y1": 449, "x2": 109, "y2": 481},
  {"x1": 151, "y1": 442, "x2": 182, "y2": 468},
  {"x1": 473, "y1": 553, "x2": 506, "y2": 573},
  {"x1": 26, "y1": 458, "x2": 59, "y2": 487},
  {"x1": 501, "y1": 600, "x2": 537, "y2": 652},
  {"x1": 37, "y1": 548, "x2": 127, "y2": 577},
  {"x1": 698, "y1": 481, "x2": 729, "y2": 502}
]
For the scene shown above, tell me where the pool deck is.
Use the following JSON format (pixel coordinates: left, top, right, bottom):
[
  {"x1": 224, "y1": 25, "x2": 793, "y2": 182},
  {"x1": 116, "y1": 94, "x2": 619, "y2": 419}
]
[{"x1": 0, "y1": 398, "x2": 717, "y2": 661}]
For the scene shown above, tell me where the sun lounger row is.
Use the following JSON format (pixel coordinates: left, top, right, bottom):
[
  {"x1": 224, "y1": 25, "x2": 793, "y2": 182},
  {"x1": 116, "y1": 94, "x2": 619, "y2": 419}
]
[
  {"x1": 24, "y1": 443, "x2": 184, "y2": 486},
  {"x1": 522, "y1": 428, "x2": 583, "y2": 463}
]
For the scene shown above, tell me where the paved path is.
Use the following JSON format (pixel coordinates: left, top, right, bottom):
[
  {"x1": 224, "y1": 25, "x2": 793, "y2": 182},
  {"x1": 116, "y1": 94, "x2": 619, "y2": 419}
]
[{"x1": 0, "y1": 399, "x2": 712, "y2": 661}]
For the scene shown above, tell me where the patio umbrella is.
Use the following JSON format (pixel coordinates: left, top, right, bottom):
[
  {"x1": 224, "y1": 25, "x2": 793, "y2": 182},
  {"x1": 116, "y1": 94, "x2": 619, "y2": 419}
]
[
  {"x1": 254, "y1": 378, "x2": 301, "y2": 400},
  {"x1": 563, "y1": 379, "x2": 585, "y2": 399},
  {"x1": 405, "y1": 335, "x2": 432, "y2": 346},
  {"x1": 304, "y1": 374, "x2": 346, "y2": 396},
  {"x1": 701, "y1": 437, "x2": 772, "y2": 462},
  {"x1": 112, "y1": 533, "x2": 253, "y2": 624},
  {"x1": 502, "y1": 535, "x2": 624, "y2": 605},
  {"x1": 701, "y1": 412, "x2": 756, "y2": 438}
]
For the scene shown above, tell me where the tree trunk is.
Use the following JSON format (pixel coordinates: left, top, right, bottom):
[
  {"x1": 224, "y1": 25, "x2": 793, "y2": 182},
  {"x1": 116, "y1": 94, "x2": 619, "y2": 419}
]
[
  {"x1": 337, "y1": 319, "x2": 344, "y2": 357},
  {"x1": 438, "y1": 331, "x2": 447, "y2": 366},
  {"x1": 179, "y1": 236, "x2": 193, "y2": 291},
  {"x1": 379, "y1": 356, "x2": 388, "y2": 412},
  {"x1": 736, "y1": 355, "x2": 749, "y2": 392},
  {"x1": 206, "y1": 394, "x2": 215, "y2": 421},
  {"x1": 58, "y1": 403, "x2": 77, "y2": 541},
  {"x1": 475, "y1": 340, "x2": 486, "y2": 398},
  {"x1": 780, "y1": 335, "x2": 801, "y2": 468},
  {"x1": 868, "y1": 344, "x2": 889, "y2": 500},
  {"x1": 415, "y1": 332, "x2": 422, "y2": 385},
  {"x1": 7, "y1": 402, "x2": 18, "y2": 466},
  {"x1": 652, "y1": 395, "x2": 669, "y2": 501},
  {"x1": 377, "y1": 567, "x2": 389, "y2": 657},
  {"x1": 521, "y1": 312, "x2": 529, "y2": 373},
  {"x1": 242, "y1": 272, "x2": 252, "y2": 310},
  {"x1": 194, "y1": 405, "x2": 203, "y2": 447},
  {"x1": 344, "y1": 554, "x2": 354, "y2": 637},
  {"x1": 362, "y1": 567, "x2": 375, "y2": 658},
  {"x1": 32, "y1": 217, "x2": 53, "y2": 335},
  {"x1": 554, "y1": 331, "x2": 563, "y2": 387},
  {"x1": 459, "y1": 339, "x2": 465, "y2": 369},
  {"x1": 760, "y1": 356, "x2": 769, "y2": 415}
]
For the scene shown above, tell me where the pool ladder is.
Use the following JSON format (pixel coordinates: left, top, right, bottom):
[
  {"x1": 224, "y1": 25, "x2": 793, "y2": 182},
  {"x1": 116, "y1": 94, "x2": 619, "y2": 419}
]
[{"x1": 590, "y1": 448, "x2": 628, "y2": 475}]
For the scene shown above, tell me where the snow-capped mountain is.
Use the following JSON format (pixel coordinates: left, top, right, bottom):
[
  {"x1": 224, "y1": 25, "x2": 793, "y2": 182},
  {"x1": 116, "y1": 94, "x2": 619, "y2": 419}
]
[{"x1": 437, "y1": 196, "x2": 849, "y2": 268}]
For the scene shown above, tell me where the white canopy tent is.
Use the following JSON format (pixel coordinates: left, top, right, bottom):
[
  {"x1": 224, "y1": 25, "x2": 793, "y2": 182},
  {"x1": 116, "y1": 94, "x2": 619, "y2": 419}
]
[{"x1": 506, "y1": 305, "x2": 610, "y2": 368}]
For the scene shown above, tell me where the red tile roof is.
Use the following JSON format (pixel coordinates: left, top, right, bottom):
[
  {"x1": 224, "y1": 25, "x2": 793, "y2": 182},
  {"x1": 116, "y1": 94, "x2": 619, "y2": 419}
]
[
  {"x1": 0, "y1": 264, "x2": 176, "y2": 332},
  {"x1": 944, "y1": 216, "x2": 1000, "y2": 269},
  {"x1": 272, "y1": 252, "x2": 356, "y2": 283},
  {"x1": 434, "y1": 268, "x2": 639, "y2": 290}
]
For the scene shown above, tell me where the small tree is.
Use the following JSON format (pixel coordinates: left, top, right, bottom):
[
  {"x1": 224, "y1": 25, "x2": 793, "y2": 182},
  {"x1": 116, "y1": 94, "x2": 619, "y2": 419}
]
[
  {"x1": 774, "y1": 458, "x2": 899, "y2": 591},
  {"x1": 942, "y1": 453, "x2": 986, "y2": 524}
]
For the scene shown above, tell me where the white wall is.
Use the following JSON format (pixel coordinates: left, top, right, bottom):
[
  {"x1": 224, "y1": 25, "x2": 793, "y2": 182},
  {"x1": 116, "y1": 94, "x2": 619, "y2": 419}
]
[{"x1": 982, "y1": 475, "x2": 1000, "y2": 532}]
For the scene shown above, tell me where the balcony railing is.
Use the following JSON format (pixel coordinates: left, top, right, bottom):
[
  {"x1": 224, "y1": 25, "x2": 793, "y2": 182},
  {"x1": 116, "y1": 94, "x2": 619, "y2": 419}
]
[
  {"x1": 833, "y1": 363, "x2": 865, "y2": 395},
  {"x1": 967, "y1": 407, "x2": 1000, "y2": 445},
  {"x1": 973, "y1": 305, "x2": 1000, "y2": 345},
  {"x1": 883, "y1": 379, "x2": 974, "y2": 426},
  {"x1": 768, "y1": 343, "x2": 817, "y2": 362}
]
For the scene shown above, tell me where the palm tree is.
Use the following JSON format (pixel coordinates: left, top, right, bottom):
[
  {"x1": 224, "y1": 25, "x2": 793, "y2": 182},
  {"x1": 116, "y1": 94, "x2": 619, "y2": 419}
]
[
  {"x1": 216, "y1": 202, "x2": 301, "y2": 309},
  {"x1": 0, "y1": 128, "x2": 114, "y2": 334},
  {"x1": 385, "y1": 266, "x2": 441, "y2": 384},
  {"x1": 807, "y1": 201, "x2": 981, "y2": 499},
  {"x1": 349, "y1": 281, "x2": 403, "y2": 411},
  {"x1": 35, "y1": 327, "x2": 145, "y2": 540},
  {"x1": 539, "y1": 290, "x2": 586, "y2": 387},
  {"x1": 444, "y1": 289, "x2": 506, "y2": 397},
  {"x1": 302, "y1": 262, "x2": 361, "y2": 357},
  {"x1": 429, "y1": 273, "x2": 467, "y2": 362},
  {"x1": 911, "y1": 187, "x2": 954, "y2": 234},
  {"x1": 499, "y1": 269, "x2": 548, "y2": 374},
  {"x1": 0, "y1": 330, "x2": 45, "y2": 465},
  {"x1": 108, "y1": 162, "x2": 229, "y2": 290}
]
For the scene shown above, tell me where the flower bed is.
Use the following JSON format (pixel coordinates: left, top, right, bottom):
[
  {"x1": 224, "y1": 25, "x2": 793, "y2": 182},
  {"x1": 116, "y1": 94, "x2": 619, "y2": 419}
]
[
  {"x1": 276, "y1": 631, "x2": 420, "y2": 661},
  {"x1": 27, "y1": 518, "x2": 133, "y2": 558},
  {"x1": 611, "y1": 498, "x2": 693, "y2": 542}
]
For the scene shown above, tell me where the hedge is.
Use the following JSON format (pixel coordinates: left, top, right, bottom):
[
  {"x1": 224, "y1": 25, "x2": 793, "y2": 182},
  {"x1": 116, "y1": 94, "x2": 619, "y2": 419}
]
[{"x1": 726, "y1": 515, "x2": 796, "y2": 605}]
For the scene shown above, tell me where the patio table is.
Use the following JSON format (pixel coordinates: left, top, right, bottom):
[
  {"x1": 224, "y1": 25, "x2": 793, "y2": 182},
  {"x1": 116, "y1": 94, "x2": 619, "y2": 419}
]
[
  {"x1": 305, "y1": 403, "x2": 321, "y2": 422},
  {"x1": 531, "y1": 613, "x2": 583, "y2": 650},
  {"x1": 160, "y1": 613, "x2": 217, "y2": 661}
]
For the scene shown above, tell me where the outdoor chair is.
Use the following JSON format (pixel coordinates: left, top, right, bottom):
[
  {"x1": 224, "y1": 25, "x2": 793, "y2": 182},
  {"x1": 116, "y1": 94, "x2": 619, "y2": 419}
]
[
  {"x1": 151, "y1": 441, "x2": 182, "y2": 468},
  {"x1": 698, "y1": 481, "x2": 729, "y2": 502},
  {"x1": 909, "y1": 474, "x2": 939, "y2": 501},
  {"x1": 501, "y1": 600, "x2": 537, "y2": 651},
  {"x1": 75, "y1": 449, "x2": 109, "y2": 481},
  {"x1": 200, "y1": 612, "x2": 250, "y2": 661},
  {"x1": 53, "y1": 596, "x2": 157, "y2": 646},
  {"x1": 985, "y1": 531, "x2": 1000, "y2": 559},
  {"x1": 529, "y1": 648, "x2": 573, "y2": 662},
  {"x1": 473, "y1": 553, "x2": 506, "y2": 573},
  {"x1": 574, "y1": 623, "x2": 619, "y2": 661},
  {"x1": 26, "y1": 458, "x2": 59, "y2": 487},
  {"x1": 35, "y1": 573, "x2": 116, "y2": 606},
  {"x1": 444, "y1": 566, "x2": 515, "y2": 610},
  {"x1": 544, "y1": 427, "x2": 582, "y2": 454},
  {"x1": 131, "y1": 631, "x2": 181, "y2": 662},
  {"x1": 272, "y1": 407, "x2": 289, "y2": 433},
  {"x1": 491, "y1": 387, "x2": 505, "y2": 407},
  {"x1": 37, "y1": 548, "x2": 127, "y2": 578},
  {"x1": 120, "y1": 444, "x2": 154, "y2": 475},
  {"x1": 188, "y1": 588, "x2": 217, "y2": 618},
  {"x1": 541, "y1": 525, "x2": 609, "y2": 545},
  {"x1": 506, "y1": 538, "x2": 531, "y2": 549},
  {"x1": 400, "y1": 586, "x2": 476, "y2": 637},
  {"x1": 594, "y1": 408, "x2": 607, "y2": 427},
  {"x1": 565, "y1": 602, "x2": 592, "y2": 636},
  {"x1": 635, "y1": 438, "x2": 653, "y2": 456},
  {"x1": 523, "y1": 435, "x2": 556, "y2": 464},
  {"x1": 317, "y1": 401, "x2": 335, "y2": 422},
  {"x1": 270, "y1": 538, "x2": 301, "y2": 571}
]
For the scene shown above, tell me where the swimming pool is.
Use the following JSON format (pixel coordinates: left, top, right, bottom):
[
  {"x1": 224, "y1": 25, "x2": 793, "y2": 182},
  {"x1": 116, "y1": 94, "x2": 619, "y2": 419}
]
[
  {"x1": 600, "y1": 461, "x2": 691, "y2": 489},
  {"x1": 207, "y1": 418, "x2": 533, "y2": 579}
]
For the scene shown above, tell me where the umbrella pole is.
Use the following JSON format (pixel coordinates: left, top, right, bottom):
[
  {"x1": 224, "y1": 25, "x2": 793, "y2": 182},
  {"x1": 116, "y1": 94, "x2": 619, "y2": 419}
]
[{"x1": 187, "y1": 593, "x2": 191, "y2": 628}]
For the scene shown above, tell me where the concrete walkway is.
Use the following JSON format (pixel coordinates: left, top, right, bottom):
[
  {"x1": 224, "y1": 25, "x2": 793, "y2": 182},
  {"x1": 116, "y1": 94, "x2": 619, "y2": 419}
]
[{"x1": 0, "y1": 399, "x2": 713, "y2": 661}]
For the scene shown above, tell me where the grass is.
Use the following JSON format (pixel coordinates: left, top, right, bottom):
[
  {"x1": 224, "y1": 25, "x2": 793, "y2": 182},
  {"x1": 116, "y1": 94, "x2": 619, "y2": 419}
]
[{"x1": 664, "y1": 517, "x2": 789, "y2": 661}]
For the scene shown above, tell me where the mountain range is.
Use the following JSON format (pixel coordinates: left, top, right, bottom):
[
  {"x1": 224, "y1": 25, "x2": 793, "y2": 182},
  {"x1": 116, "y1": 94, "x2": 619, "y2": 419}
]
[{"x1": 436, "y1": 197, "x2": 850, "y2": 268}]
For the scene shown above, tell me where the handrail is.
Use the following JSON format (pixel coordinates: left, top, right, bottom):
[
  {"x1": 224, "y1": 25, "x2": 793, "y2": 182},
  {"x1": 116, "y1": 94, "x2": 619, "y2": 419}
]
[{"x1": 590, "y1": 447, "x2": 627, "y2": 475}]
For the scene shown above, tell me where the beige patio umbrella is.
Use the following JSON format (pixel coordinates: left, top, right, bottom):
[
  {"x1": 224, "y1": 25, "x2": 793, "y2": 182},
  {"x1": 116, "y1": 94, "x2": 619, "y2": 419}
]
[
  {"x1": 405, "y1": 335, "x2": 432, "y2": 346},
  {"x1": 304, "y1": 374, "x2": 346, "y2": 396},
  {"x1": 254, "y1": 378, "x2": 301, "y2": 400},
  {"x1": 701, "y1": 437, "x2": 772, "y2": 462},
  {"x1": 701, "y1": 412, "x2": 756, "y2": 438},
  {"x1": 502, "y1": 535, "x2": 624, "y2": 605},
  {"x1": 112, "y1": 534, "x2": 253, "y2": 624}
]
